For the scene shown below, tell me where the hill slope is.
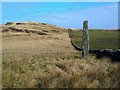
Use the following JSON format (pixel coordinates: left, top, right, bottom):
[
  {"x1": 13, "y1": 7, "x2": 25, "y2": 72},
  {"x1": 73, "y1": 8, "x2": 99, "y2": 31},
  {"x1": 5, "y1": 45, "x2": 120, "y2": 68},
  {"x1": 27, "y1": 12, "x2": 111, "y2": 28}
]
[
  {"x1": 2, "y1": 22, "x2": 66, "y2": 35},
  {"x1": 2, "y1": 22, "x2": 75, "y2": 54},
  {"x1": 2, "y1": 22, "x2": 120, "y2": 88}
]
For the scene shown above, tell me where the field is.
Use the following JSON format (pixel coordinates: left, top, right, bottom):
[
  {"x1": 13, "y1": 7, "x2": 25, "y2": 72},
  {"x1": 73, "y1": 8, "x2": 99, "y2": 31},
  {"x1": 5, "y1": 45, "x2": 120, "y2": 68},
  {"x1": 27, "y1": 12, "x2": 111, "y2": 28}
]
[
  {"x1": 1, "y1": 22, "x2": 120, "y2": 88},
  {"x1": 69, "y1": 30, "x2": 119, "y2": 49}
]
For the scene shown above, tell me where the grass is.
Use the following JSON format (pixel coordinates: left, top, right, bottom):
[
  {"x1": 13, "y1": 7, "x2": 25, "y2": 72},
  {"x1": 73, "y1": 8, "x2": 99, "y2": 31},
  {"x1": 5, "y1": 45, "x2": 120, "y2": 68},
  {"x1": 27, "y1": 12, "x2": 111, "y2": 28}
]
[
  {"x1": 2, "y1": 52, "x2": 120, "y2": 88},
  {"x1": 69, "y1": 30, "x2": 119, "y2": 49},
  {"x1": 2, "y1": 26, "x2": 120, "y2": 88}
]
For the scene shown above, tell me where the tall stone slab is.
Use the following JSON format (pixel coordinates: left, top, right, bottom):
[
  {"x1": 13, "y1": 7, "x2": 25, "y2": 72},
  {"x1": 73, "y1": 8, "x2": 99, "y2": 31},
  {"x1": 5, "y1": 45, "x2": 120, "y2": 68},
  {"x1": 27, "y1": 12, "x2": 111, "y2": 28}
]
[{"x1": 82, "y1": 20, "x2": 89, "y2": 58}]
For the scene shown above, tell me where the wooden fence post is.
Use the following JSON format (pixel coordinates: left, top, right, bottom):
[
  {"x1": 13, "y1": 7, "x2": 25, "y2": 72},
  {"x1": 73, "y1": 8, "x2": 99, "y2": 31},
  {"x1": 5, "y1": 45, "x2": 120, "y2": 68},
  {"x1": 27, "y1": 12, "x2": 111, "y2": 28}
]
[{"x1": 82, "y1": 20, "x2": 89, "y2": 59}]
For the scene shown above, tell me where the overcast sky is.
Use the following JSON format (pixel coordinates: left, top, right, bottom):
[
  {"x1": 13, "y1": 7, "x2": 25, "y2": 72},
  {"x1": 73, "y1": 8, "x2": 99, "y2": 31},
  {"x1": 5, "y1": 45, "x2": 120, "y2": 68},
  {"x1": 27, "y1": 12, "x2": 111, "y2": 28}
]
[{"x1": 2, "y1": 2, "x2": 118, "y2": 29}]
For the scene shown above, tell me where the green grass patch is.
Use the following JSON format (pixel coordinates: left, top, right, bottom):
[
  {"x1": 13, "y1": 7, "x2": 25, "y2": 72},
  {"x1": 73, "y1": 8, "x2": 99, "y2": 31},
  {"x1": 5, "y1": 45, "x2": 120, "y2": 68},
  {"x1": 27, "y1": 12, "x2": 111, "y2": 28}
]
[{"x1": 69, "y1": 30, "x2": 119, "y2": 49}]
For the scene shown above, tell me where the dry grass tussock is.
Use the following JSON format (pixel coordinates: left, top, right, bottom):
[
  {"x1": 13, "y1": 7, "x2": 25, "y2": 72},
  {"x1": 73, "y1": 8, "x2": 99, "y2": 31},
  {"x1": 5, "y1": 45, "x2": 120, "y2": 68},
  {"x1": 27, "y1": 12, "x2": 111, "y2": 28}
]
[{"x1": 2, "y1": 52, "x2": 120, "y2": 88}]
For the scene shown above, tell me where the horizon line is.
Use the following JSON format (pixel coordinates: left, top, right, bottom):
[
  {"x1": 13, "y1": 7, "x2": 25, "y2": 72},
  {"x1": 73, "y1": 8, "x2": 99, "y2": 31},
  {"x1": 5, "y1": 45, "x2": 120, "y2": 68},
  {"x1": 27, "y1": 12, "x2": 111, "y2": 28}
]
[{"x1": 1, "y1": 21, "x2": 119, "y2": 30}]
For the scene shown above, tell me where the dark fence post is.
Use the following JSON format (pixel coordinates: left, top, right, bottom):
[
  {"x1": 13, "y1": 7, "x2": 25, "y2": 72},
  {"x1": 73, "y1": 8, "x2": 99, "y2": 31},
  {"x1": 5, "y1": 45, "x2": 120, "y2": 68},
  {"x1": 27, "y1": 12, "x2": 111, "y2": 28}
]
[{"x1": 82, "y1": 20, "x2": 89, "y2": 59}]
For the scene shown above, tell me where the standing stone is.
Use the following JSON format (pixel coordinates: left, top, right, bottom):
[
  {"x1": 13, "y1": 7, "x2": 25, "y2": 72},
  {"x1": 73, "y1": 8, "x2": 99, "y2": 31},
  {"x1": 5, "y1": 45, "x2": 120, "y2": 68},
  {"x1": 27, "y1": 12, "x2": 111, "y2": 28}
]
[{"x1": 82, "y1": 20, "x2": 89, "y2": 59}]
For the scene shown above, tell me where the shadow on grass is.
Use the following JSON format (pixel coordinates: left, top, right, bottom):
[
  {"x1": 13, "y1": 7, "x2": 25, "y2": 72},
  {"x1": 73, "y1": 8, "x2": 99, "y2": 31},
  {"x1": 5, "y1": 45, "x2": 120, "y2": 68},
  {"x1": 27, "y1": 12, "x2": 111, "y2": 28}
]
[{"x1": 89, "y1": 50, "x2": 120, "y2": 62}]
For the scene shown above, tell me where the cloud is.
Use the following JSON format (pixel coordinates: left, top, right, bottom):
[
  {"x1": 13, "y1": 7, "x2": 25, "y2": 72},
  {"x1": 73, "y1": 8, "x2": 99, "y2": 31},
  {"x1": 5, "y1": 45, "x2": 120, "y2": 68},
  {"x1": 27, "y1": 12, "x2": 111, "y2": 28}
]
[
  {"x1": 2, "y1": 2, "x2": 118, "y2": 29},
  {"x1": 31, "y1": 3, "x2": 118, "y2": 29}
]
